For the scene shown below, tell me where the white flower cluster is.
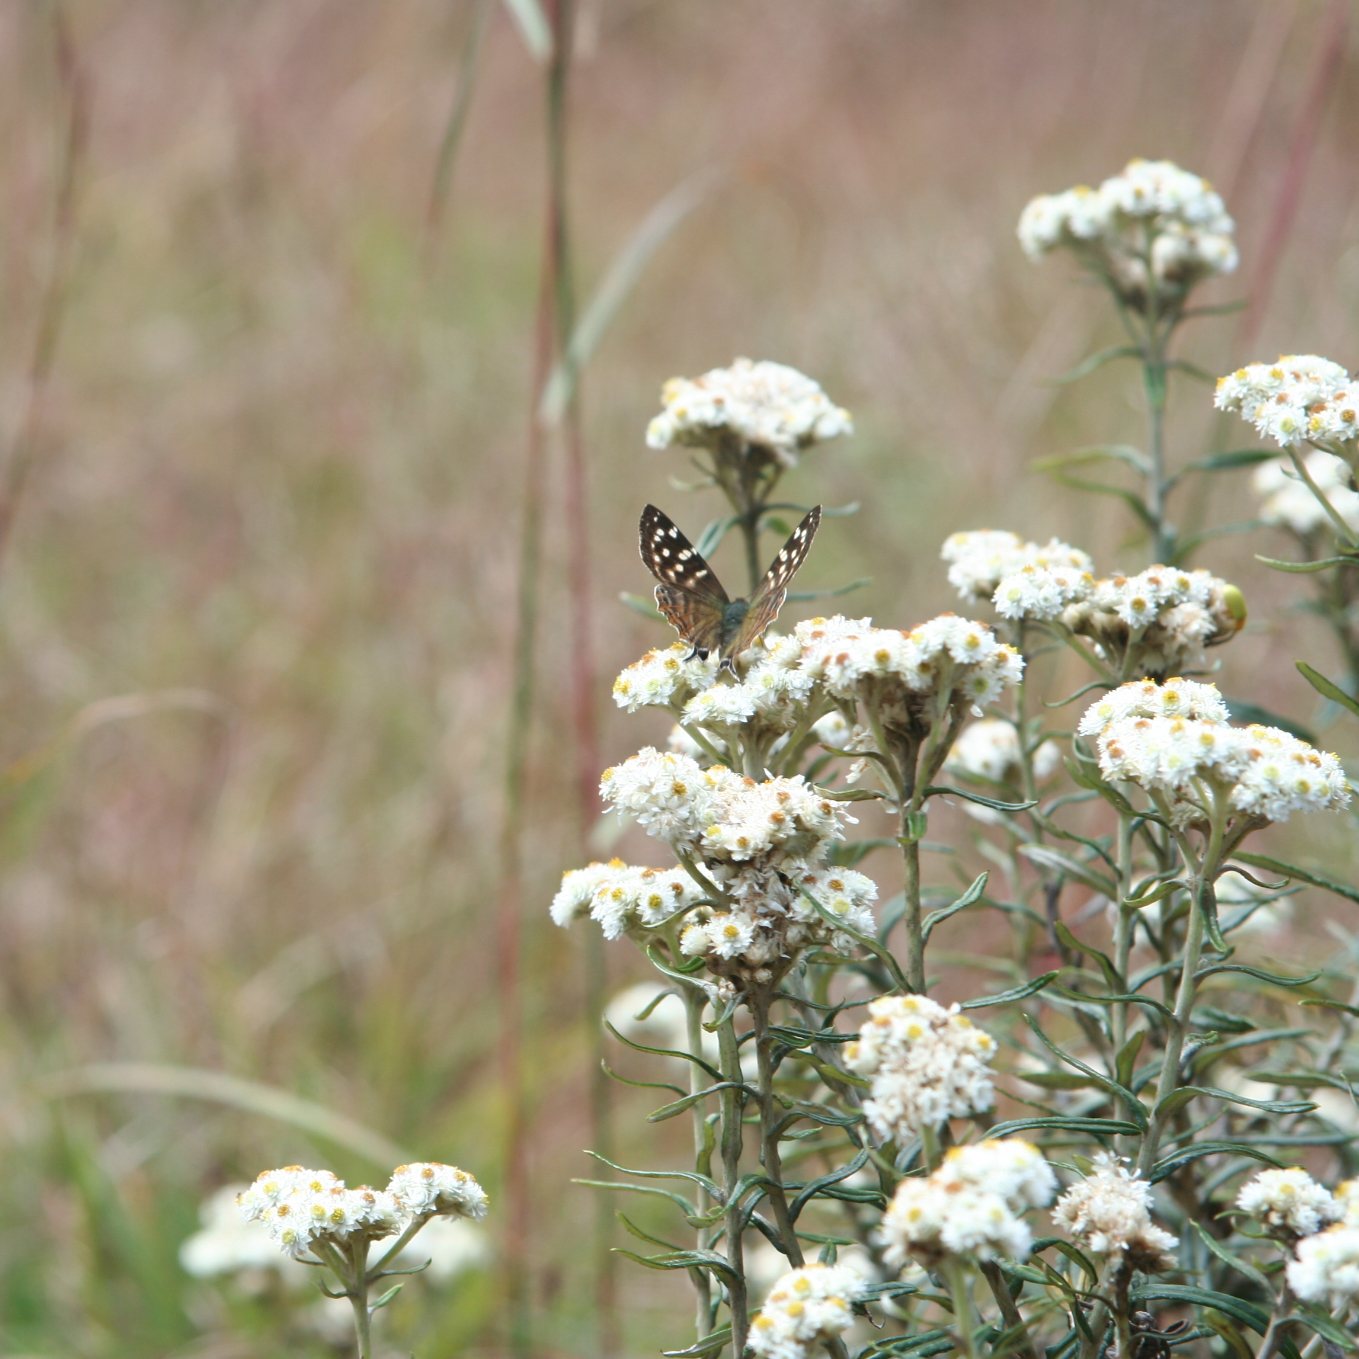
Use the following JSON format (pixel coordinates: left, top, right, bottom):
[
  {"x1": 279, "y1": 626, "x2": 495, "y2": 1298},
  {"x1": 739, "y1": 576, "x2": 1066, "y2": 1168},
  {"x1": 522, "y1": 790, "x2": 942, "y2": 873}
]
[
  {"x1": 1079, "y1": 679, "x2": 1350, "y2": 824},
  {"x1": 1060, "y1": 566, "x2": 1244, "y2": 676},
  {"x1": 748, "y1": 1262, "x2": 864, "y2": 1359},
  {"x1": 1053, "y1": 1153, "x2": 1178, "y2": 1270},
  {"x1": 601, "y1": 749, "x2": 845, "y2": 866},
  {"x1": 612, "y1": 643, "x2": 718, "y2": 713},
  {"x1": 681, "y1": 633, "x2": 819, "y2": 736},
  {"x1": 1019, "y1": 159, "x2": 1237, "y2": 299},
  {"x1": 387, "y1": 1163, "x2": 490, "y2": 1222},
  {"x1": 550, "y1": 858, "x2": 709, "y2": 939},
  {"x1": 941, "y1": 530, "x2": 1092, "y2": 605},
  {"x1": 237, "y1": 1163, "x2": 487, "y2": 1263},
  {"x1": 1215, "y1": 355, "x2": 1359, "y2": 451},
  {"x1": 677, "y1": 864, "x2": 878, "y2": 975},
  {"x1": 1236, "y1": 1167, "x2": 1341, "y2": 1238},
  {"x1": 947, "y1": 718, "x2": 1062, "y2": 786},
  {"x1": 845, "y1": 995, "x2": 997, "y2": 1138},
  {"x1": 1289, "y1": 1226, "x2": 1359, "y2": 1310},
  {"x1": 1253, "y1": 451, "x2": 1359, "y2": 535},
  {"x1": 796, "y1": 614, "x2": 1024, "y2": 717},
  {"x1": 645, "y1": 358, "x2": 853, "y2": 467},
  {"x1": 238, "y1": 1167, "x2": 401, "y2": 1261},
  {"x1": 879, "y1": 1140, "x2": 1056, "y2": 1268}
]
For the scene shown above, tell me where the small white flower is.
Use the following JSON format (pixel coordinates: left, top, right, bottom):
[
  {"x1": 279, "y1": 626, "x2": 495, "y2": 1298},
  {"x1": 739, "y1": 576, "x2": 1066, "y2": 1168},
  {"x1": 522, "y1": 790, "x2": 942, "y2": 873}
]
[
  {"x1": 1236, "y1": 1167, "x2": 1340, "y2": 1237},
  {"x1": 387, "y1": 1163, "x2": 489, "y2": 1222},
  {"x1": 1288, "y1": 1225, "x2": 1359, "y2": 1308},
  {"x1": 844, "y1": 995, "x2": 997, "y2": 1138},
  {"x1": 646, "y1": 358, "x2": 852, "y2": 467},
  {"x1": 748, "y1": 1262, "x2": 865, "y2": 1358},
  {"x1": 1053, "y1": 1153, "x2": 1178, "y2": 1270},
  {"x1": 612, "y1": 643, "x2": 718, "y2": 713},
  {"x1": 1216, "y1": 356, "x2": 1355, "y2": 450},
  {"x1": 879, "y1": 1139, "x2": 1055, "y2": 1268}
]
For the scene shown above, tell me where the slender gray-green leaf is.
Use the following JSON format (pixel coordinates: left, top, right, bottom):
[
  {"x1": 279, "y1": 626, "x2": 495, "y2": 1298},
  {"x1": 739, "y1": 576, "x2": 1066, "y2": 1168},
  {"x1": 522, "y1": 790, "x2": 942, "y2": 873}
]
[
  {"x1": 1234, "y1": 852, "x2": 1359, "y2": 906},
  {"x1": 1296, "y1": 660, "x2": 1359, "y2": 719},
  {"x1": 500, "y1": 0, "x2": 551, "y2": 60},
  {"x1": 540, "y1": 168, "x2": 726, "y2": 424}
]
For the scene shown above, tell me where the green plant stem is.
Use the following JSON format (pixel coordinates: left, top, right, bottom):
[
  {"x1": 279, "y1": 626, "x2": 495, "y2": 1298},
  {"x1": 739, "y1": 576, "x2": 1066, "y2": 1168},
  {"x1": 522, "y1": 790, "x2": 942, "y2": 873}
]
[
  {"x1": 1142, "y1": 325, "x2": 1173, "y2": 565},
  {"x1": 1291, "y1": 444, "x2": 1359, "y2": 550},
  {"x1": 893, "y1": 733, "x2": 925, "y2": 994},
  {"x1": 1111, "y1": 1260, "x2": 1133, "y2": 1359},
  {"x1": 941, "y1": 1256, "x2": 980, "y2": 1359},
  {"x1": 980, "y1": 1259, "x2": 1044, "y2": 1359},
  {"x1": 1111, "y1": 810, "x2": 1135, "y2": 1056},
  {"x1": 1256, "y1": 1280, "x2": 1297, "y2": 1359},
  {"x1": 1138, "y1": 790, "x2": 1226, "y2": 1175},
  {"x1": 684, "y1": 986, "x2": 714, "y2": 1338},
  {"x1": 751, "y1": 988, "x2": 804, "y2": 1267},
  {"x1": 717, "y1": 1013, "x2": 748, "y2": 1351}
]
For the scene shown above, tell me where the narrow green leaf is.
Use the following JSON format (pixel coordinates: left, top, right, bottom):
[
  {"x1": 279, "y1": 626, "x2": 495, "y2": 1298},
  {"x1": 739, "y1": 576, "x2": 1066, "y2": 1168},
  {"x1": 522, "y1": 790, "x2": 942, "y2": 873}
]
[
  {"x1": 1115, "y1": 1030, "x2": 1145, "y2": 1089},
  {"x1": 1191, "y1": 1221, "x2": 1272, "y2": 1290},
  {"x1": 921, "y1": 871, "x2": 988, "y2": 944},
  {"x1": 787, "y1": 576, "x2": 873, "y2": 602},
  {"x1": 925, "y1": 784, "x2": 1035, "y2": 813},
  {"x1": 662, "y1": 1325, "x2": 733, "y2": 1357},
  {"x1": 604, "y1": 1019, "x2": 723, "y2": 1082},
  {"x1": 1038, "y1": 345, "x2": 1141, "y2": 386},
  {"x1": 1018, "y1": 844, "x2": 1117, "y2": 896},
  {"x1": 1234, "y1": 852, "x2": 1359, "y2": 906},
  {"x1": 1022, "y1": 1013, "x2": 1148, "y2": 1129},
  {"x1": 987, "y1": 1116, "x2": 1139, "y2": 1139},
  {"x1": 613, "y1": 1247, "x2": 739, "y2": 1280},
  {"x1": 960, "y1": 971, "x2": 1060, "y2": 1010},
  {"x1": 616, "y1": 1210, "x2": 685, "y2": 1253},
  {"x1": 1155, "y1": 1085, "x2": 1315, "y2": 1118},
  {"x1": 1131, "y1": 1285, "x2": 1269, "y2": 1335},
  {"x1": 1256, "y1": 553, "x2": 1359, "y2": 574},
  {"x1": 1031, "y1": 443, "x2": 1149, "y2": 473},
  {"x1": 620, "y1": 590, "x2": 664, "y2": 620},
  {"x1": 1296, "y1": 660, "x2": 1359, "y2": 720},
  {"x1": 1179, "y1": 448, "x2": 1277, "y2": 473},
  {"x1": 798, "y1": 884, "x2": 909, "y2": 993},
  {"x1": 1152, "y1": 1142, "x2": 1285, "y2": 1184},
  {"x1": 694, "y1": 516, "x2": 739, "y2": 559},
  {"x1": 1031, "y1": 1237, "x2": 1100, "y2": 1286},
  {"x1": 1196, "y1": 962, "x2": 1322, "y2": 988},
  {"x1": 370, "y1": 1281, "x2": 404, "y2": 1311},
  {"x1": 1296, "y1": 1304, "x2": 1359, "y2": 1352}
]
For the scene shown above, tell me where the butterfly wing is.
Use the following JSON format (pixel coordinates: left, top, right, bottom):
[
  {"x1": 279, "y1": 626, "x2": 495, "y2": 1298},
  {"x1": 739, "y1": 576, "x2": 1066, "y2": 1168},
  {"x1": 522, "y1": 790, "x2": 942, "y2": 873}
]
[
  {"x1": 724, "y1": 505, "x2": 822, "y2": 659},
  {"x1": 639, "y1": 504, "x2": 730, "y2": 659}
]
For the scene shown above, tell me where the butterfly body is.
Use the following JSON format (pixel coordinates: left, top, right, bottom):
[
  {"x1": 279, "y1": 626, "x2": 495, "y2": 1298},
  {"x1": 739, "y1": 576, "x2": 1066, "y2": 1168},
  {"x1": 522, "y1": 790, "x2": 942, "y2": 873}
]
[{"x1": 639, "y1": 504, "x2": 821, "y2": 667}]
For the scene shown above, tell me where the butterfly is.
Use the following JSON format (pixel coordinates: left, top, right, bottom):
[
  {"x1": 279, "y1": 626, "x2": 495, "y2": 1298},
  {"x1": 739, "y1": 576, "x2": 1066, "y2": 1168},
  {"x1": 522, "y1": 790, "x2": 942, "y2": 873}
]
[{"x1": 638, "y1": 503, "x2": 822, "y2": 668}]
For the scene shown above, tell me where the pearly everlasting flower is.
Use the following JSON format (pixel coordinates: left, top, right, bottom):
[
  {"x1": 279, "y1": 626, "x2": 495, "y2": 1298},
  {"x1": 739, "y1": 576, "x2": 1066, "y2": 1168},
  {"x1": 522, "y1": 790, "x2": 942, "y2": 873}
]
[
  {"x1": 748, "y1": 1262, "x2": 864, "y2": 1359},
  {"x1": 1287, "y1": 1226, "x2": 1359, "y2": 1309},
  {"x1": 1083, "y1": 683, "x2": 1350, "y2": 824},
  {"x1": 947, "y1": 717, "x2": 1062, "y2": 785},
  {"x1": 612, "y1": 643, "x2": 717, "y2": 713},
  {"x1": 941, "y1": 530, "x2": 1092, "y2": 604},
  {"x1": 795, "y1": 613, "x2": 1022, "y2": 727},
  {"x1": 879, "y1": 1139, "x2": 1055, "y2": 1268},
  {"x1": 993, "y1": 562, "x2": 1093, "y2": 621},
  {"x1": 645, "y1": 358, "x2": 852, "y2": 468},
  {"x1": 1253, "y1": 452, "x2": 1359, "y2": 535},
  {"x1": 387, "y1": 1163, "x2": 488, "y2": 1222},
  {"x1": 1216, "y1": 356, "x2": 1357, "y2": 452},
  {"x1": 1061, "y1": 568, "x2": 1245, "y2": 677},
  {"x1": 238, "y1": 1167, "x2": 402, "y2": 1261},
  {"x1": 845, "y1": 995, "x2": 996, "y2": 1138},
  {"x1": 1053, "y1": 1153, "x2": 1178, "y2": 1271},
  {"x1": 1236, "y1": 1168, "x2": 1340, "y2": 1238},
  {"x1": 1020, "y1": 160, "x2": 1236, "y2": 306},
  {"x1": 550, "y1": 859, "x2": 710, "y2": 938},
  {"x1": 680, "y1": 633, "x2": 820, "y2": 737},
  {"x1": 1078, "y1": 677, "x2": 1229, "y2": 735}
]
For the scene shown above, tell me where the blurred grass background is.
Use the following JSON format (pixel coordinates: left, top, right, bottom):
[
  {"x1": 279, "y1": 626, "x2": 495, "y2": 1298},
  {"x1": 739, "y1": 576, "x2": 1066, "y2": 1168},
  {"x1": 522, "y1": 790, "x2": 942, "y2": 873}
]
[{"x1": 0, "y1": 1, "x2": 1357, "y2": 1354}]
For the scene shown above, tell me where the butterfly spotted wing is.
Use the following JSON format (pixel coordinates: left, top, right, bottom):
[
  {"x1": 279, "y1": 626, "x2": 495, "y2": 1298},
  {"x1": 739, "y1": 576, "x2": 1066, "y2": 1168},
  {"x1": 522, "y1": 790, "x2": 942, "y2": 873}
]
[
  {"x1": 639, "y1": 504, "x2": 822, "y2": 664},
  {"x1": 728, "y1": 505, "x2": 822, "y2": 657},
  {"x1": 639, "y1": 504, "x2": 730, "y2": 660}
]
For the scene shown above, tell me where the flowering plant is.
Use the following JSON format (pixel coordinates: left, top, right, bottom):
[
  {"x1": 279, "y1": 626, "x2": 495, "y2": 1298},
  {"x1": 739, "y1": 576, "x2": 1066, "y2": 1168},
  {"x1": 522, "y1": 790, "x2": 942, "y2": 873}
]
[{"x1": 552, "y1": 160, "x2": 1359, "y2": 1359}]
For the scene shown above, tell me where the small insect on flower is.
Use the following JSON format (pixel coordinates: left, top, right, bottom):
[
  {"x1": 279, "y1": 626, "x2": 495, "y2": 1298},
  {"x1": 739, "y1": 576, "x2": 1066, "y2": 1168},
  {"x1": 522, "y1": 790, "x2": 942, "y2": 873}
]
[{"x1": 639, "y1": 504, "x2": 821, "y2": 669}]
